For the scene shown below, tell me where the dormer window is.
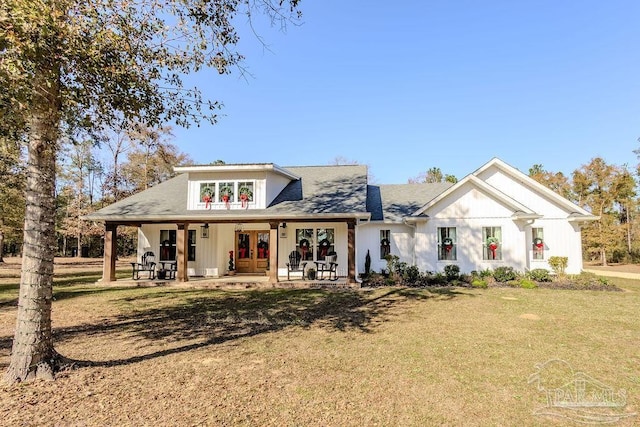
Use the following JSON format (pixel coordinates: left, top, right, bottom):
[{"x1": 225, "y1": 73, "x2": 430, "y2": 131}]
[
  {"x1": 200, "y1": 183, "x2": 216, "y2": 208},
  {"x1": 195, "y1": 180, "x2": 256, "y2": 209},
  {"x1": 219, "y1": 182, "x2": 234, "y2": 204}
]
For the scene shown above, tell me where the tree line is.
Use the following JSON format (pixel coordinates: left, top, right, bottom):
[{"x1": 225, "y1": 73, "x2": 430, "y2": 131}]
[{"x1": 1, "y1": 124, "x2": 192, "y2": 260}]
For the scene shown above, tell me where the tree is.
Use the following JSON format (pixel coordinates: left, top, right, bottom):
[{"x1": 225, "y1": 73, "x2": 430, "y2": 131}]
[
  {"x1": 0, "y1": 139, "x2": 26, "y2": 261},
  {"x1": 572, "y1": 158, "x2": 633, "y2": 265},
  {"x1": 409, "y1": 167, "x2": 457, "y2": 184},
  {"x1": 120, "y1": 124, "x2": 192, "y2": 193},
  {"x1": 57, "y1": 140, "x2": 103, "y2": 256},
  {"x1": 1, "y1": 0, "x2": 302, "y2": 382},
  {"x1": 528, "y1": 164, "x2": 574, "y2": 201}
]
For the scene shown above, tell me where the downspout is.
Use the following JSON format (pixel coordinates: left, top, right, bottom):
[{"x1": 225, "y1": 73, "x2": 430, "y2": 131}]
[{"x1": 402, "y1": 218, "x2": 417, "y2": 266}]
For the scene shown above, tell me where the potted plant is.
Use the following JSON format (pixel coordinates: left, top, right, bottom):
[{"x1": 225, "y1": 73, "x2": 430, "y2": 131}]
[
  {"x1": 307, "y1": 267, "x2": 316, "y2": 280},
  {"x1": 227, "y1": 250, "x2": 236, "y2": 275}
]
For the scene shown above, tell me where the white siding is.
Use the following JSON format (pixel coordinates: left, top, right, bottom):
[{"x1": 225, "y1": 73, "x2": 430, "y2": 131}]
[
  {"x1": 139, "y1": 223, "x2": 220, "y2": 276},
  {"x1": 276, "y1": 222, "x2": 349, "y2": 277},
  {"x1": 478, "y1": 168, "x2": 571, "y2": 219},
  {"x1": 356, "y1": 223, "x2": 414, "y2": 274}
]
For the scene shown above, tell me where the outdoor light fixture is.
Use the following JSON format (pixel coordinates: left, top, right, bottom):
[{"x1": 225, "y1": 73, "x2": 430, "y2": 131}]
[
  {"x1": 281, "y1": 222, "x2": 287, "y2": 229},
  {"x1": 201, "y1": 224, "x2": 209, "y2": 238}
]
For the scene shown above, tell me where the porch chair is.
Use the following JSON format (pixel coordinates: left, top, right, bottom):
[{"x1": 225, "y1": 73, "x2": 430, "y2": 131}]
[
  {"x1": 317, "y1": 253, "x2": 338, "y2": 281},
  {"x1": 131, "y1": 251, "x2": 156, "y2": 280},
  {"x1": 286, "y1": 250, "x2": 307, "y2": 280}
]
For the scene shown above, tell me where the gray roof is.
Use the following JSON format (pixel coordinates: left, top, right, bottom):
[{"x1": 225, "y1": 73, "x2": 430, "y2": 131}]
[
  {"x1": 86, "y1": 164, "x2": 454, "y2": 223},
  {"x1": 368, "y1": 182, "x2": 454, "y2": 222},
  {"x1": 86, "y1": 164, "x2": 371, "y2": 222}
]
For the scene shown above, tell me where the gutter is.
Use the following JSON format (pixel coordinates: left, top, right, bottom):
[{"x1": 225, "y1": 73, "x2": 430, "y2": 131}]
[{"x1": 402, "y1": 218, "x2": 418, "y2": 266}]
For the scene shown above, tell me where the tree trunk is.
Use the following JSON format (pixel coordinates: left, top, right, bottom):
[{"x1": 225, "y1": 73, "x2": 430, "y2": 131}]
[{"x1": 4, "y1": 60, "x2": 64, "y2": 383}]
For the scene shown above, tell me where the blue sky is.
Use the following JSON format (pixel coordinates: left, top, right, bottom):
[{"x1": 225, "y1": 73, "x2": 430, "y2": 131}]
[{"x1": 172, "y1": 0, "x2": 640, "y2": 184}]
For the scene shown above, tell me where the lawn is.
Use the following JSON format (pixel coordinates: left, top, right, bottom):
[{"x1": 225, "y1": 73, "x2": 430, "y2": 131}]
[{"x1": 0, "y1": 260, "x2": 638, "y2": 426}]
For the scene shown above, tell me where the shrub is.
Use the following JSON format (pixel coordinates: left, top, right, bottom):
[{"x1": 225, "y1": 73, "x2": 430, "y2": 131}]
[
  {"x1": 493, "y1": 266, "x2": 518, "y2": 282},
  {"x1": 427, "y1": 272, "x2": 448, "y2": 286},
  {"x1": 519, "y1": 279, "x2": 538, "y2": 289},
  {"x1": 528, "y1": 268, "x2": 551, "y2": 282},
  {"x1": 471, "y1": 279, "x2": 487, "y2": 288},
  {"x1": 443, "y1": 264, "x2": 460, "y2": 281},
  {"x1": 548, "y1": 256, "x2": 568, "y2": 275},
  {"x1": 478, "y1": 268, "x2": 493, "y2": 278},
  {"x1": 364, "y1": 250, "x2": 371, "y2": 276},
  {"x1": 405, "y1": 265, "x2": 420, "y2": 283}
]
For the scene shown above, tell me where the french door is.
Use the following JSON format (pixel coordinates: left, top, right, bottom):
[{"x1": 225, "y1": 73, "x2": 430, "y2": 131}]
[{"x1": 235, "y1": 230, "x2": 270, "y2": 273}]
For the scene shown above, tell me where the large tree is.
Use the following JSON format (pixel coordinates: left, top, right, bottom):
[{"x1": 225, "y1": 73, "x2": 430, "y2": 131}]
[
  {"x1": 572, "y1": 158, "x2": 635, "y2": 265},
  {"x1": 1, "y1": 0, "x2": 301, "y2": 382}
]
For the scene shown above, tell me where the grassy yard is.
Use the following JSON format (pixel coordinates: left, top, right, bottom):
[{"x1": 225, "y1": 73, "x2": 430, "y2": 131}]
[{"x1": 0, "y1": 261, "x2": 638, "y2": 426}]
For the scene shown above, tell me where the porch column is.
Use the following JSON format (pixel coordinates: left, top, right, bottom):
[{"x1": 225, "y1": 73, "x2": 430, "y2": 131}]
[
  {"x1": 176, "y1": 223, "x2": 189, "y2": 282},
  {"x1": 102, "y1": 222, "x2": 117, "y2": 283},
  {"x1": 348, "y1": 220, "x2": 356, "y2": 283},
  {"x1": 269, "y1": 221, "x2": 279, "y2": 284}
]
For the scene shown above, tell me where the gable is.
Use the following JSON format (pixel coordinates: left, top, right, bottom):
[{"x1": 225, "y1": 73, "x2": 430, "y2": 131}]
[
  {"x1": 423, "y1": 180, "x2": 520, "y2": 219},
  {"x1": 474, "y1": 158, "x2": 594, "y2": 218}
]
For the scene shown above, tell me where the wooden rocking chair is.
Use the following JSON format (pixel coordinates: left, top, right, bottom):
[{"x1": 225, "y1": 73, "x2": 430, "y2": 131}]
[{"x1": 286, "y1": 251, "x2": 307, "y2": 280}]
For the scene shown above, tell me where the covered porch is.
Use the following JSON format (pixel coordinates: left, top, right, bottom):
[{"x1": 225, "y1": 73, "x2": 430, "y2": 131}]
[{"x1": 101, "y1": 218, "x2": 358, "y2": 285}]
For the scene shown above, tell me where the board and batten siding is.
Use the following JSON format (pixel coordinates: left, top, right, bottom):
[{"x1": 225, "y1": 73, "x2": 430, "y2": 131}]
[
  {"x1": 276, "y1": 222, "x2": 349, "y2": 277},
  {"x1": 478, "y1": 168, "x2": 571, "y2": 219},
  {"x1": 356, "y1": 223, "x2": 414, "y2": 274},
  {"x1": 139, "y1": 223, "x2": 219, "y2": 276}
]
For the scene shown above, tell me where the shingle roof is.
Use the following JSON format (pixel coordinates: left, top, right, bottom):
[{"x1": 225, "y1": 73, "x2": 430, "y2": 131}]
[
  {"x1": 86, "y1": 164, "x2": 371, "y2": 222},
  {"x1": 368, "y1": 182, "x2": 454, "y2": 222}
]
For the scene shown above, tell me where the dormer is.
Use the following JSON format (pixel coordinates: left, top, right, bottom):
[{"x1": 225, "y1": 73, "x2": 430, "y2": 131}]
[{"x1": 174, "y1": 163, "x2": 300, "y2": 211}]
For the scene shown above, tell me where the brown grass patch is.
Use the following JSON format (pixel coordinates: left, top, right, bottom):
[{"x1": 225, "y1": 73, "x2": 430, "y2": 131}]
[{"x1": 0, "y1": 259, "x2": 638, "y2": 426}]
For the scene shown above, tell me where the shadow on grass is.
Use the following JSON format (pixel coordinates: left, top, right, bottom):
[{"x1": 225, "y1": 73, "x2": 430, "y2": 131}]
[{"x1": 32, "y1": 287, "x2": 474, "y2": 369}]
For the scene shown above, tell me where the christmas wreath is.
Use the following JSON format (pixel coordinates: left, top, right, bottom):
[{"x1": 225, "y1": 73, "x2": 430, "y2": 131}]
[
  {"x1": 299, "y1": 239, "x2": 310, "y2": 249},
  {"x1": 319, "y1": 239, "x2": 331, "y2": 257},
  {"x1": 443, "y1": 237, "x2": 454, "y2": 252},
  {"x1": 533, "y1": 237, "x2": 544, "y2": 249},
  {"x1": 380, "y1": 238, "x2": 390, "y2": 246},
  {"x1": 486, "y1": 237, "x2": 499, "y2": 259}
]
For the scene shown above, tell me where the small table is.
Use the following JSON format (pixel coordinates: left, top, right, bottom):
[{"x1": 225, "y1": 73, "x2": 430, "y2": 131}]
[
  {"x1": 314, "y1": 260, "x2": 337, "y2": 280},
  {"x1": 158, "y1": 261, "x2": 177, "y2": 279}
]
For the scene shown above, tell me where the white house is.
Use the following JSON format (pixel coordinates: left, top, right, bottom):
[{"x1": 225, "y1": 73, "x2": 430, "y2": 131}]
[{"x1": 86, "y1": 158, "x2": 596, "y2": 283}]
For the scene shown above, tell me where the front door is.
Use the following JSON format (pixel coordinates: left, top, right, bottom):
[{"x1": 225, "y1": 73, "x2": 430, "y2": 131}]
[{"x1": 236, "y1": 230, "x2": 270, "y2": 273}]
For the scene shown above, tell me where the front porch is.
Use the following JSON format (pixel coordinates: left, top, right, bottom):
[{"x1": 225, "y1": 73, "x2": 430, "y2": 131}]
[{"x1": 101, "y1": 219, "x2": 358, "y2": 285}]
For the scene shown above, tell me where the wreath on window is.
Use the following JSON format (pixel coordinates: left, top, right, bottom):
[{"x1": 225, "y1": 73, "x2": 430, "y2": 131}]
[
  {"x1": 533, "y1": 237, "x2": 544, "y2": 249},
  {"x1": 319, "y1": 239, "x2": 331, "y2": 248},
  {"x1": 299, "y1": 239, "x2": 310, "y2": 249},
  {"x1": 443, "y1": 237, "x2": 454, "y2": 252},
  {"x1": 486, "y1": 237, "x2": 499, "y2": 259},
  {"x1": 380, "y1": 238, "x2": 390, "y2": 246}
]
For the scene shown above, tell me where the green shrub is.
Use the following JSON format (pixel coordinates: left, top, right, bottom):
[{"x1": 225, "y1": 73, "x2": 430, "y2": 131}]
[
  {"x1": 471, "y1": 279, "x2": 487, "y2": 288},
  {"x1": 528, "y1": 268, "x2": 551, "y2": 282},
  {"x1": 427, "y1": 272, "x2": 448, "y2": 286},
  {"x1": 478, "y1": 268, "x2": 493, "y2": 278},
  {"x1": 443, "y1": 264, "x2": 460, "y2": 281},
  {"x1": 548, "y1": 256, "x2": 568, "y2": 275},
  {"x1": 493, "y1": 266, "x2": 518, "y2": 282},
  {"x1": 405, "y1": 265, "x2": 420, "y2": 283},
  {"x1": 519, "y1": 279, "x2": 538, "y2": 289}
]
